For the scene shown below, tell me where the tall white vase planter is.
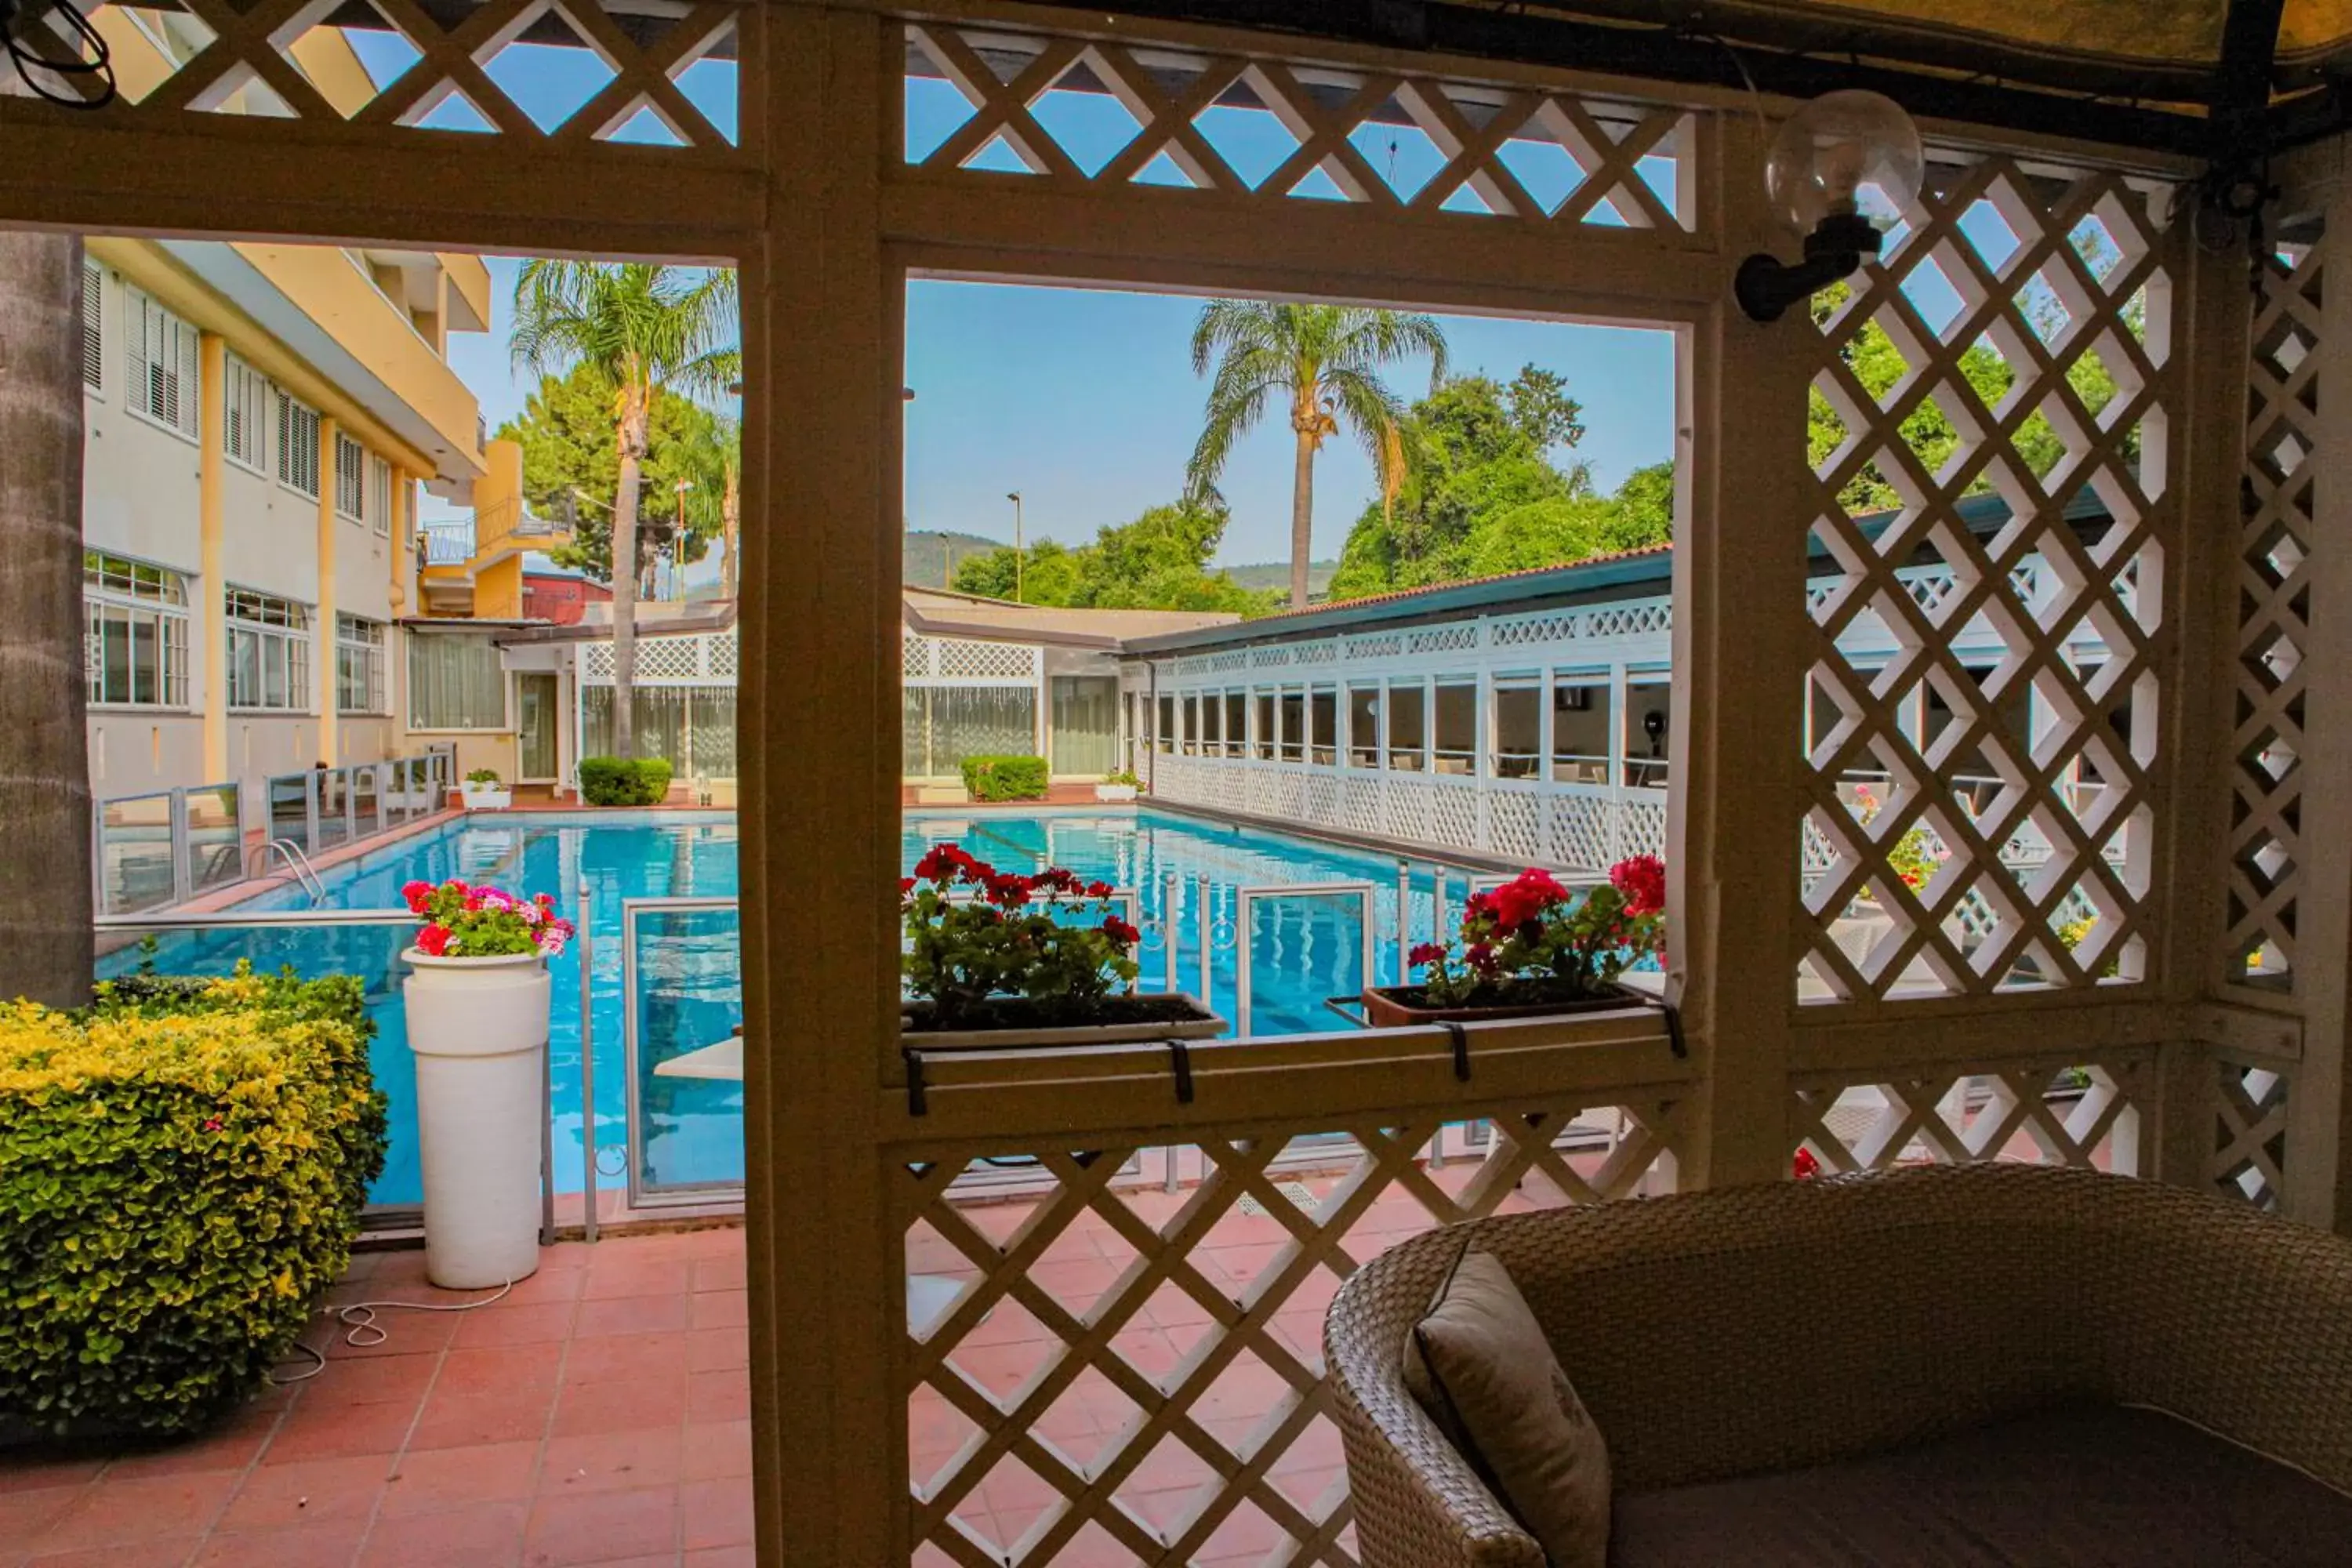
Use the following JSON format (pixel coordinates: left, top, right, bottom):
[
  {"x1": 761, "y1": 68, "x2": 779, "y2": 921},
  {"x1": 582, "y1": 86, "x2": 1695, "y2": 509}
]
[{"x1": 403, "y1": 949, "x2": 549, "y2": 1288}]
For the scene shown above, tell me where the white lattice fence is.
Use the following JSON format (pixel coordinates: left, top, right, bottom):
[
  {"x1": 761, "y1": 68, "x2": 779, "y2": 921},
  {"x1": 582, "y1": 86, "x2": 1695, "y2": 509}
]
[
  {"x1": 2224, "y1": 235, "x2": 2322, "y2": 991},
  {"x1": 899, "y1": 24, "x2": 1695, "y2": 235},
  {"x1": 2210, "y1": 1055, "x2": 2292, "y2": 1210},
  {"x1": 59, "y1": 0, "x2": 747, "y2": 151},
  {"x1": 1798, "y1": 151, "x2": 2180, "y2": 1004},
  {"x1": 897, "y1": 1095, "x2": 1686, "y2": 1566},
  {"x1": 1791, "y1": 1051, "x2": 2155, "y2": 1176}
]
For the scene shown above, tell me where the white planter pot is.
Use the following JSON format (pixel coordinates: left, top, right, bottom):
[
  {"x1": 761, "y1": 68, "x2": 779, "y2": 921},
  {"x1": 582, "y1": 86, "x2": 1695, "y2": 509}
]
[
  {"x1": 402, "y1": 949, "x2": 549, "y2": 1289},
  {"x1": 1094, "y1": 783, "x2": 1139, "y2": 802},
  {"x1": 461, "y1": 783, "x2": 512, "y2": 810}
]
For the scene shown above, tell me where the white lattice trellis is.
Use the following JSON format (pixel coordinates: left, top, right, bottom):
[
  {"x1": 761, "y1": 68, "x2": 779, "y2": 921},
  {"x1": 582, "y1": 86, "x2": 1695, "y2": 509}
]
[
  {"x1": 898, "y1": 1096, "x2": 1685, "y2": 1566},
  {"x1": 45, "y1": 0, "x2": 747, "y2": 152},
  {"x1": 1791, "y1": 1053, "x2": 2154, "y2": 1175},
  {"x1": 579, "y1": 630, "x2": 736, "y2": 685},
  {"x1": 2211, "y1": 1056, "x2": 2291, "y2": 1210},
  {"x1": 1798, "y1": 153, "x2": 2179, "y2": 1005},
  {"x1": 2224, "y1": 235, "x2": 2322, "y2": 990},
  {"x1": 899, "y1": 24, "x2": 1694, "y2": 237}
]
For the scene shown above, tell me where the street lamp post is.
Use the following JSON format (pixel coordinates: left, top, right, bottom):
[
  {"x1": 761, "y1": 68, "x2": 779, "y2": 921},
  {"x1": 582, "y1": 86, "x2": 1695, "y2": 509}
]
[{"x1": 1007, "y1": 490, "x2": 1024, "y2": 603}]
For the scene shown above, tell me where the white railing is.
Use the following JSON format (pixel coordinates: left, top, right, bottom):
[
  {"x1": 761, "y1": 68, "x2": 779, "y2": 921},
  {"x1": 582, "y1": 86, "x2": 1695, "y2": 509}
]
[
  {"x1": 1147, "y1": 751, "x2": 1667, "y2": 870},
  {"x1": 581, "y1": 629, "x2": 741, "y2": 684},
  {"x1": 420, "y1": 520, "x2": 473, "y2": 564}
]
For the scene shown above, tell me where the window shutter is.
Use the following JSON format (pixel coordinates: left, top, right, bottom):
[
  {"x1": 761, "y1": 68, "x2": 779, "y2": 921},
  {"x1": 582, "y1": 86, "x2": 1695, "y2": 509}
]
[
  {"x1": 80, "y1": 264, "x2": 102, "y2": 391},
  {"x1": 128, "y1": 290, "x2": 154, "y2": 418},
  {"x1": 173, "y1": 318, "x2": 199, "y2": 438}
]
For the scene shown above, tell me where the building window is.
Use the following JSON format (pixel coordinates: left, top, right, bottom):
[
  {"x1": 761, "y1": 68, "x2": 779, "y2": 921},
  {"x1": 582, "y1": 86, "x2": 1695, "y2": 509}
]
[
  {"x1": 368, "y1": 455, "x2": 393, "y2": 536},
  {"x1": 335, "y1": 433, "x2": 365, "y2": 521},
  {"x1": 126, "y1": 285, "x2": 199, "y2": 439},
  {"x1": 83, "y1": 550, "x2": 189, "y2": 708},
  {"x1": 275, "y1": 390, "x2": 321, "y2": 497},
  {"x1": 225, "y1": 355, "x2": 270, "y2": 471},
  {"x1": 226, "y1": 587, "x2": 312, "y2": 712},
  {"x1": 408, "y1": 632, "x2": 506, "y2": 730},
  {"x1": 336, "y1": 614, "x2": 387, "y2": 715},
  {"x1": 80, "y1": 263, "x2": 103, "y2": 393}
]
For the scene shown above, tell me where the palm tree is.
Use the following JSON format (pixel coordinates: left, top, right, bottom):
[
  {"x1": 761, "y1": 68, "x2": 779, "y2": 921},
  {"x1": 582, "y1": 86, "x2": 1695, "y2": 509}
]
[
  {"x1": 0, "y1": 231, "x2": 93, "y2": 1005},
  {"x1": 1185, "y1": 302, "x2": 1448, "y2": 608},
  {"x1": 510, "y1": 263, "x2": 736, "y2": 760}
]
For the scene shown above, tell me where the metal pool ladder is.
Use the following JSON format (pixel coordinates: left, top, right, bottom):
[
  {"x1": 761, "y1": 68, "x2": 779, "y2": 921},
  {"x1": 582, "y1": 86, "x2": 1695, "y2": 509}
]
[{"x1": 252, "y1": 838, "x2": 326, "y2": 906}]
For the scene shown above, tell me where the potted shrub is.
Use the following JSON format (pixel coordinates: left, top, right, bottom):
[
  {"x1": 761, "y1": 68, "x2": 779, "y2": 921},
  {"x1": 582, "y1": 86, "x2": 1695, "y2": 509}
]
[
  {"x1": 1096, "y1": 768, "x2": 1143, "y2": 803},
  {"x1": 399, "y1": 878, "x2": 575, "y2": 1288},
  {"x1": 461, "y1": 767, "x2": 512, "y2": 810},
  {"x1": 902, "y1": 841, "x2": 1222, "y2": 1047},
  {"x1": 0, "y1": 968, "x2": 387, "y2": 1436},
  {"x1": 1363, "y1": 857, "x2": 1665, "y2": 1027}
]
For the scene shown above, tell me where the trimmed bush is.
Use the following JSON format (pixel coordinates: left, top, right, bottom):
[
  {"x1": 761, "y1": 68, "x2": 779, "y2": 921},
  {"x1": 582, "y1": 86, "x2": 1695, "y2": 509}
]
[
  {"x1": 579, "y1": 756, "x2": 673, "y2": 806},
  {"x1": 0, "y1": 967, "x2": 388, "y2": 1434},
  {"x1": 961, "y1": 755, "x2": 1049, "y2": 802}
]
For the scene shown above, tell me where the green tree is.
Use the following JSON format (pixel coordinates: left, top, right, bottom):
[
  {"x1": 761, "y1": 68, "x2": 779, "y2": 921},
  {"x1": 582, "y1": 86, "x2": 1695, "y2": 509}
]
[
  {"x1": 950, "y1": 499, "x2": 1283, "y2": 617},
  {"x1": 509, "y1": 263, "x2": 735, "y2": 760},
  {"x1": 1184, "y1": 301, "x2": 1449, "y2": 608},
  {"x1": 498, "y1": 365, "x2": 734, "y2": 590}
]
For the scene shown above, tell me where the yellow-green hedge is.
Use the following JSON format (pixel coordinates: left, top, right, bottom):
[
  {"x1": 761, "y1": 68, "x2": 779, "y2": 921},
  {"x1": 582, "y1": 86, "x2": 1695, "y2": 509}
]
[{"x1": 0, "y1": 967, "x2": 387, "y2": 1434}]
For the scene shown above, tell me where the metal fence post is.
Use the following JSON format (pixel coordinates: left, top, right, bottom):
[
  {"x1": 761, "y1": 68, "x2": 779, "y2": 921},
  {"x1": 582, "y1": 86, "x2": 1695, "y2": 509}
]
[
  {"x1": 578, "y1": 880, "x2": 598, "y2": 1244},
  {"x1": 1396, "y1": 859, "x2": 1412, "y2": 987},
  {"x1": 343, "y1": 767, "x2": 358, "y2": 844},
  {"x1": 303, "y1": 770, "x2": 321, "y2": 855},
  {"x1": 89, "y1": 801, "x2": 105, "y2": 918},
  {"x1": 1163, "y1": 873, "x2": 1180, "y2": 993},
  {"x1": 1197, "y1": 873, "x2": 1211, "y2": 1004},
  {"x1": 169, "y1": 787, "x2": 191, "y2": 906}
]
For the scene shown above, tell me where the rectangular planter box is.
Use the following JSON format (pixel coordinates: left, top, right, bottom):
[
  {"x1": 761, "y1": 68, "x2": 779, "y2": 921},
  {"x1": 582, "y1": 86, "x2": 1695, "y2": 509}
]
[
  {"x1": 904, "y1": 993, "x2": 1224, "y2": 1051},
  {"x1": 1361, "y1": 982, "x2": 1645, "y2": 1029}
]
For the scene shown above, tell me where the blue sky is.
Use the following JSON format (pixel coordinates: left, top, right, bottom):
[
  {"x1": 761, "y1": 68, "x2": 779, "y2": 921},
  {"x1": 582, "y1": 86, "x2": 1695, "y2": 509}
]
[
  {"x1": 373, "y1": 36, "x2": 2097, "y2": 569},
  {"x1": 389, "y1": 47, "x2": 1680, "y2": 567}
]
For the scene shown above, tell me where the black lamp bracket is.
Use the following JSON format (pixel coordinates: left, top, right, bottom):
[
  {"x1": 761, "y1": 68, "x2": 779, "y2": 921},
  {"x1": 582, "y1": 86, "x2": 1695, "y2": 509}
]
[{"x1": 1736, "y1": 210, "x2": 1885, "y2": 323}]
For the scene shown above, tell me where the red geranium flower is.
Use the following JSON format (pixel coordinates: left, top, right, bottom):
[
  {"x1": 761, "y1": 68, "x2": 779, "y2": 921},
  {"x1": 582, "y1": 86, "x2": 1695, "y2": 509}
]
[
  {"x1": 1101, "y1": 916, "x2": 1140, "y2": 946},
  {"x1": 416, "y1": 924, "x2": 452, "y2": 956},
  {"x1": 1610, "y1": 855, "x2": 1667, "y2": 917},
  {"x1": 1792, "y1": 1146, "x2": 1821, "y2": 1181},
  {"x1": 898, "y1": 877, "x2": 916, "y2": 897},
  {"x1": 1408, "y1": 942, "x2": 1449, "y2": 967},
  {"x1": 1086, "y1": 880, "x2": 1112, "y2": 898},
  {"x1": 401, "y1": 880, "x2": 434, "y2": 913}
]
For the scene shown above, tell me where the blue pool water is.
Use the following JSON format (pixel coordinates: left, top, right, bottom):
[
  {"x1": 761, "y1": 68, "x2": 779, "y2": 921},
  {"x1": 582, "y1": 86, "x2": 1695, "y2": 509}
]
[{"x1": 106, "y1": 809, "x2": 1479, "y2": 1209}]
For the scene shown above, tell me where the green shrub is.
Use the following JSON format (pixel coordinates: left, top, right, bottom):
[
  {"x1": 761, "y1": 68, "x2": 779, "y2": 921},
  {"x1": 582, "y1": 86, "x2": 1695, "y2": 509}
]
[
  {"x1": 579, "y1": 756, "x2": 673, "y2": 806},
  {"x1": 0, "y1": 967, "x2": 388, "y2": 1434},
  {"x1": 961, "y1": 755, "x2": 1049, "y2": 801},
  {"x1": 464, "y1": 768, "x2": 502, "y2": 786}
]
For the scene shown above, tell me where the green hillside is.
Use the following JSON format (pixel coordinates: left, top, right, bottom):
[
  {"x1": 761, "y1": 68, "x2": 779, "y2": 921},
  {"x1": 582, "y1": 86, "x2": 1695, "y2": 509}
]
[
  {"x1": 1219, "y1": 560, "x2": 1338, "y2": 597},
  {"x1": 904, "y1": 531, "x2": 1007, "y2": 589}
]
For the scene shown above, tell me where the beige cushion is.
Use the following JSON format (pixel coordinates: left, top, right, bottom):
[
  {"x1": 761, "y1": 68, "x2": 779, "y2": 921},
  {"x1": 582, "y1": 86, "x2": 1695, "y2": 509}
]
[{"x1": 1410, "y1": 1250, "x2": 1611, "y2": 1568}]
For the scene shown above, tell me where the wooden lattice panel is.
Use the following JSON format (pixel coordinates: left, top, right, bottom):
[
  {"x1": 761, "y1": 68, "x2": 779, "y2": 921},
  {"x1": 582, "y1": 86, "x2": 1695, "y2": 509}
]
[
  {"x1": 2224, "y1": 237, "x2": 2323, "y2": 990},
  {"x1": 1798, "y1": 154, "x2": 2180, "y2": 1004},
  {"x1": 2211, "y1": 1056, "x2": 2290, "y2": 1210},
  {"x1": 898, "y1": 1098, "x2": 1684, "y2": 1566},
  {"x1": 900, "y1": 24, "x2": 1694, "y2": 234},
  {"x1": 34, "y1": 0, "x2": 745, "y2": 153},
  {"x1": 1791, "y1": 1053, "x2": 2152, "y2": 1176}
]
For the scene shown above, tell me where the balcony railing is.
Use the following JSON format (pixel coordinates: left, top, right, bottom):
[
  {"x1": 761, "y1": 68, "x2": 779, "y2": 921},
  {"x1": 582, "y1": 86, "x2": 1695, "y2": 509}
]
[{"x1": 420, "y1": 520, "x2": 473, "y2": 565}]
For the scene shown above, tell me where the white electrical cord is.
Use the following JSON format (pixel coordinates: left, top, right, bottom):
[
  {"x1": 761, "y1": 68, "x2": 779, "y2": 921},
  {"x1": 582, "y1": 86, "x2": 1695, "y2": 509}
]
[{"x1": 269, "y1": 1277, "x2": 515, "y2": 1384}]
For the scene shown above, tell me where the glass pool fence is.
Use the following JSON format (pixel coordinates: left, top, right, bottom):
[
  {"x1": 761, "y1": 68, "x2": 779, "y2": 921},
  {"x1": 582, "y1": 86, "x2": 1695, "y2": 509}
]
[{"x1": 99, "y1": 862, "x2": 1563, "y2": 1228}]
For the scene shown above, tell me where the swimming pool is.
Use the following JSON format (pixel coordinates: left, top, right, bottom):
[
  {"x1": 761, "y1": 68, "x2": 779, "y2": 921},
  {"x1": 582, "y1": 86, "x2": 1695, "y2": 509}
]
[{"x1": 107, "y1": 808, "x2": 1483, "y2": 1209}]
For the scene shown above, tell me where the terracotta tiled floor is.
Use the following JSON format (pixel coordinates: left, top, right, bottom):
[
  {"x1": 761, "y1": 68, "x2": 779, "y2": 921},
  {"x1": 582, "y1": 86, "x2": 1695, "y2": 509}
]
[{"x1": 0, "y1": 1229, "x2": 753, "y2": 1568}]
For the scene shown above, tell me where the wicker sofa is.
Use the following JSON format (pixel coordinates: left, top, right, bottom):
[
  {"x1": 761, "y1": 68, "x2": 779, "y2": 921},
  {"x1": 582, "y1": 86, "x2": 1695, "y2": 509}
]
[{"x1": 1327, "y1": 1163, "x2": 2352, "y2": 1566}]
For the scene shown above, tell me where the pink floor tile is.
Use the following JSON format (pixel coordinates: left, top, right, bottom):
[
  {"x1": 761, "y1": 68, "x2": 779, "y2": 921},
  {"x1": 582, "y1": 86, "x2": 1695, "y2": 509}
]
[
  {"x1": 379, "y1": 1439, "x2": 542, "y2": 1515},
  {"x1": 523, "y1": 1483, "x2": 681, "y2": 1565},
  {"x1": 539, "y1": 1428, "x2": 686, "y2": 1495},
  {"x1": 189, "y1": 1519, "x2": 371, "y2": 1568},
  {"x1": 31, "y1": 1471, "x2": 238, "y2": 1553},
  {"x1": 220, "y1": 1453, "x2": 394, "y2": 1531}
]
